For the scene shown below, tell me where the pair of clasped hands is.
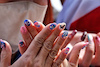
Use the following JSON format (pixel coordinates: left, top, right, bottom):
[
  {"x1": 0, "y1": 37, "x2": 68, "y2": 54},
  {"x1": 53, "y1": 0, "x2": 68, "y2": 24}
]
[{"x1": 0, "y1": 19, "x2": 100, "y2": 67}]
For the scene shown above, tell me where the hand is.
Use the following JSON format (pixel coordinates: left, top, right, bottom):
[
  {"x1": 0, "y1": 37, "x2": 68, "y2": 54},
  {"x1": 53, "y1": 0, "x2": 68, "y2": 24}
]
[
  {"x1": 18, "y1": 20, "x2": 89, "y2": 67},
  {"x1": 0, "y1": 22, "x2": 69, "y2": 67}
]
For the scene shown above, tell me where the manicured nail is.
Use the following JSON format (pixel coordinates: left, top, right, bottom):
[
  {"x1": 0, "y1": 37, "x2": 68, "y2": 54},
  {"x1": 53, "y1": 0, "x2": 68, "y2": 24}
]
[
  {"x1": 69, "y1": 30, "x2": 77, "y2": 38},
  {"x1": 21, "y1": 26, "x2": 27, "y2": 33},
  {"x1": 62, "y1": 31, "x2": 68, "y2": 39},
  {"x1": 64, "y1": 47, "x2": 70, "y2": 54},
  {"x1": 19, "y1": 40, "x2": 24, "y2": 47},
  {"x1": 24, "y1": 19, "x2": 31, "y2": 26},
  {"x1": 34, "y1": 21, "x2": 40, "y2": 27},
  {"x1": 49, "y1": 23, "x2": 56, "y2": 30},
  {"x1": 0, "y1": 41, "x2": 6, "y2": 49},
  {"x1": 81, "y1": 31, "x2": 87, "y2": 41},
  {"x1": 82, "y1": 42, "x2": 89, "y2": 49},
  {"x1": 87, "y1": 34, "x2": 93, "y2": 44},
  {"x1": 59, "y1": 23, "x2": 66, "y2": 30}
]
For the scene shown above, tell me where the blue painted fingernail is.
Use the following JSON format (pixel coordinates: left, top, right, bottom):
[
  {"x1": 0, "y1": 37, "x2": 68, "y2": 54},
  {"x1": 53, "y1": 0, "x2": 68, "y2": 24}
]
[
  {"x1": 34, "y1": 21, "x2": 40, "y2": 27},
  {"x1": 64, "y1": 47, "x2": 70, "y2": 54},
  {"x1": 24, "y1": 19, "x2": 31, "y2": 26},
  {"x1": 62, "y1": 31, "x2": 68, "y2": 38},
  {"x1": 87, "y1": 34, "x2": 93, "y2": 44},
  {"x1": 19, "y1": 40, "x2": 24, "y2": 47},
  {"x1": 50, "y1": 23, "x2": 56, "y2": 30},
  {"x1": 0, "y1": 41, "x2": 6, "y2": 49},
  {"x1": 82, "y1": 42, "x2": 89, "y2": 49}
]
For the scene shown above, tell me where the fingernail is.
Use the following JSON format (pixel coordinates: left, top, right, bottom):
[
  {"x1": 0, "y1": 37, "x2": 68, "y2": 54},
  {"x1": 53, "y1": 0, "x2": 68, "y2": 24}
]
[
  {"x1": 81, "y1": 31, "x2": 87, "y2": 41},
  {"x1": 62, "y1": 31, "x2": 68, "y2": 39},
  {"x1": 64, "y1": 47, "x2": 70, "y2": 54},
  {"x1": 34, "y1": 21, "x2": 40, "y2": 28},
  {"x1": 49, "y1": 23, "x2": 56, "y2": 30},
  {"x1": 68, "y1": 30, "x2": 77, "y2": 38},
  {"x1": 21, "y1": 26, "x2": 27, "y2": 33},
  {"x1": 82, "y1": 42, "x2": 89, "y2": 49},
  {"x1": 24, "y1": 19, "x2": 31, "y2": 26},
  {"x1": 59, "y1": 23, "x2": 66, "y2": 30},
  {"x1": 0, "y1": 40, "x2": 6, "y2": 49},
  {"x1": 19, "y1": 40, "x2": 24, "y2": 47},
  {"x1": 87, "y1": 34, "x2": 93, "y2": 44}
]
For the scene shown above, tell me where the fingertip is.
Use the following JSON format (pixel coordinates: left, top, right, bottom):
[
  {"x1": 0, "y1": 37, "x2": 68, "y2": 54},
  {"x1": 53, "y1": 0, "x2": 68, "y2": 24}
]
[
  {"x1": 33, "y1": 21, "x2": 45, "y2": 32},
  {"x1": 18, "y1": 40, "x2": 27, "y2": 54},
  {"x1": 20, "y1": 26, "x2": 28, "y2": 34},
  {"x1": 0, "y1": 40, "x2": 12, "y2": 66}
]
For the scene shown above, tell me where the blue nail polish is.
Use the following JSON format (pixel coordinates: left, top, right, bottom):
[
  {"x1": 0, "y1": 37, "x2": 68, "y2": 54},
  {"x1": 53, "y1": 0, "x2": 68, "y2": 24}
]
[
  {"x1": 50, "y1": 23, "x2": 56, "y2": 30},
  {"x1": 0, "y1": 41, "x2": 6, "y2": 49},
  {"x1": 19, "y1": 41, "x2": 24, "y2": 47},
  {"x1": 34, "y1": 21, "x2": 40, "y2": 27},
  {"x1": 62, "y1": 31, "x2": 68, "y2": 38},
  {"x1": 87, "y1": 34, "x2": 93, "y2": 44},
  {"x1": 24, "y1": 19, "x2": 31, "y2": 26},
  {"x1": 82, "y1": 42, "x2": 89, "y2": 49},
  {"x1": 65, "y1": 47, "x2": 70, "y2": 54}
]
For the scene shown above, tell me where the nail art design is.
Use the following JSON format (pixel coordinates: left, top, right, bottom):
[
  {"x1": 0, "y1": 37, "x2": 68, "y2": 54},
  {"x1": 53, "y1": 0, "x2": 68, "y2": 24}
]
[
  {"x1": 24, "y1": 19, "x2": 31, "y2": 26},
  {"x1": 64, "y1": 47, "x2": 70, "y2": 54},
  {"x1": 0, "y1": 41, "x2": 6, "y2": 49},
  {"x1": 59, "y1": 23, "x2": 66, "y2": 30},
  {"x1": 19, "y1": 40, "x2": 24, "y2": 47},
  {"x1": 34, "y1": 21, "x2": 40, "y2": 27},
  {"x1": 81, "y1": 31, "x2": 87, "y2": 41},
  {"x1": 62, "y1": 31, "x2": 68, "y2": 38},
  {"x1": 68, "y1": 30, "x2": 77, "y2": 38},
  {"x1": 21, "y1": 26, "x2": 27, "y2": 33},
  {"x1": 82, "y1": 42, "x2": 89, "y2": 49},
  {"x1": 50, "y1": 23, "x2": 56, "y2": 30},
  {"x1": 87, "y1": 34, "x2": 93, "y2": 44}
]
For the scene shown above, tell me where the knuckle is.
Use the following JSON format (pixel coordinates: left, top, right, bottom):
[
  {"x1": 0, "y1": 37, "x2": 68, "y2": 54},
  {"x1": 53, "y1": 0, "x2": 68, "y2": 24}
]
[
  {"x1": 34, "y1": 37, "x2": 44, "y2": 47},
  {"x1": 52, "y1": 62, "x2": 61, "y2": 67},
  {"x1": 23, "y1": 54, "x2": 32, "y2": 65},
  {"x1": 34, "y1": 59, "x2": 43, "y2": 67},
  {"x1": 44, "y1": 40, "x2": 53, "y2": 50},
  {"x1": 49, "y1": 50, "x2": 58, "y2": 58}
]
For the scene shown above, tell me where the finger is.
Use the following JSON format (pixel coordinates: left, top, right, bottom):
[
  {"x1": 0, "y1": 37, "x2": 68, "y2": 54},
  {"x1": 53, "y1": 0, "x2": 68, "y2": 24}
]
[
  {"x1": 24, "y1": 23, "x2": 57, "y2": 60},
  {"x1": 45, "y1": 31, "x2": 68, "y2": 66},
  {"x1": 24, "y1": 19, "x2": 38, "y2": 39},
  {"x1": 18, "y1": 40, "x2": 27, "y2": 54},
  {"x1": 52, "y1": 47, "x2": 70, "y2": 67},
  {"x1": 69, "y1": 42, "x2": 89, "y2": 67},
  {"x1": 92, "y1": 36, "x2": 100, "y2": 66},
  {"x1": 61, "y1": 30, "x2": 77, "y2": 49},
  {"x1": 0, "y1": 40, "x2": 12, "y2": 67},
  {"x1": 20, "y1": 26, "x2": 32, "y2": 47},
  {"x1": 81, "y1": 34, "x2": 95, "y2": 67},
  {"x1": 36, "y1": 23, "x2": 66, "y2": 65},
  {"x1": 33, "y1": 21, "x2": 45, "y2": 32}
]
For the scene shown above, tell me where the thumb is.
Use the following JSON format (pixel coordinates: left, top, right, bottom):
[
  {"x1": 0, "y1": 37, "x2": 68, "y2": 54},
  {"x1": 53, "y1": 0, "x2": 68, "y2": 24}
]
[{"x1": 0, "y1": 40, "x2": 12, "y2": 67}]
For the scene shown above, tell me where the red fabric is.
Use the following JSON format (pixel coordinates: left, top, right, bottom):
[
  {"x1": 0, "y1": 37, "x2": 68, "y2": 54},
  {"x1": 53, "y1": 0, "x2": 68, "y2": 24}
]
[{"x1": 70, "y1": 6, "x2": 100, "y2": 33}]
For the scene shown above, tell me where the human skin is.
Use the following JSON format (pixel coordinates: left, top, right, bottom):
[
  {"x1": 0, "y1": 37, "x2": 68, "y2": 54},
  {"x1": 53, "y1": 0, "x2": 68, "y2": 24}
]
[{"x1": 20, "y1": 20, "x2": 100, "y2": 67}]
